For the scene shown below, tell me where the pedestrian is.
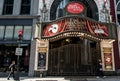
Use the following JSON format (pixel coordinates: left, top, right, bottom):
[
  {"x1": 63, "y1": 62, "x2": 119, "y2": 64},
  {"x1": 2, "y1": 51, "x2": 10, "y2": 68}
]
[
  {"x1": 7, "y1": 61, "x2": 15, "y2": 80},
  {"x1": 96, "y1": 59, "x2": 105, "y2": 78}
]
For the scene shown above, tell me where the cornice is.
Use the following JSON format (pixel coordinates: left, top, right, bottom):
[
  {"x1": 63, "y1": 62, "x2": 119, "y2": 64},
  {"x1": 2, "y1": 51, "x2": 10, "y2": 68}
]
[{"x1": 0, "y1": 15, "x2": 40, "y2": 19}]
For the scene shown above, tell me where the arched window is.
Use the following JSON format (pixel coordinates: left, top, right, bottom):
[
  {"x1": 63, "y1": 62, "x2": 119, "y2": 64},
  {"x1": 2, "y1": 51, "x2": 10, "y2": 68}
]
[
  {"x1": 117, "y1": 3, "x2": 120, "y2": 24},
  {"x1": 50, "y1": 0, "x2": 98, "y2": 21}
]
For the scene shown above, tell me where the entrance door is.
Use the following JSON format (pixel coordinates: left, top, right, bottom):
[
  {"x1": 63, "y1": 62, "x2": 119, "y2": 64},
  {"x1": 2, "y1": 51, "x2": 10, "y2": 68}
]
[{"x1": 48, "y1": 37, "x2": 100, "y2": 76}]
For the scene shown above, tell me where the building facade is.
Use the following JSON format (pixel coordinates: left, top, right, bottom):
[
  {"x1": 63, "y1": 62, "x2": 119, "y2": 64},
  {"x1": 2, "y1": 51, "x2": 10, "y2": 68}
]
[
  {"x1": 115, "y1": 0, "x2": 120, "y2": 72},
  {"x1": 0, "y1": 0, "x2": 119, "y2": 77},
  {"x1": 0, "y1": 0, "x2": 39, "y2": 74}
]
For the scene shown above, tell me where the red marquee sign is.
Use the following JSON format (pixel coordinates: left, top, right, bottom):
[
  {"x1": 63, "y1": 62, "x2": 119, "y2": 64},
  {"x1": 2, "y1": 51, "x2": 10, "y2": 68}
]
[
  {"x1": 42, "y1": 17, "x2": 109, "y2": 38},
  {"x1": 66, "y1": 2, "x2": 84, "y2": 14}
]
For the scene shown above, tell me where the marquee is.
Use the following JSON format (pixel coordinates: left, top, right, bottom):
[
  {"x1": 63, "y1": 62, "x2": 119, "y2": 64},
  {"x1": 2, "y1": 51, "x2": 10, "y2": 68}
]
[{"x1": 42, "y1": 16, "x2": 116, "y2": 41}]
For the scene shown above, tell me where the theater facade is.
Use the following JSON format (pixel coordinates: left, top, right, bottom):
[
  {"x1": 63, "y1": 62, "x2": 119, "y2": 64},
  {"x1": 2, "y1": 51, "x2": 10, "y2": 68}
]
[{"x1": 28, "y1": 0, "x2": 118, "y2": 76}]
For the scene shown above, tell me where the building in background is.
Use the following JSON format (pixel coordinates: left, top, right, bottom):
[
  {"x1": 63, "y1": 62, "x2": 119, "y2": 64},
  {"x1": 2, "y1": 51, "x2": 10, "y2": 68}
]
[
  {"x1": 115, "y1": 0, "x2": 120, "y2": 73},
  {"x1": 0, "y1": 0, "x2": 119, "y2": 77},
  {"x1": 0, "y1": 0, "x2": 38, "y2": 74}
]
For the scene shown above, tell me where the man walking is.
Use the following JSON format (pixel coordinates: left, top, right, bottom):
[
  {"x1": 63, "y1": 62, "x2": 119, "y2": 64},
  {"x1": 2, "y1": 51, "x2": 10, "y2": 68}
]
[{"x1": 7, "y1": 61, "x2": 15, "y2": 80}]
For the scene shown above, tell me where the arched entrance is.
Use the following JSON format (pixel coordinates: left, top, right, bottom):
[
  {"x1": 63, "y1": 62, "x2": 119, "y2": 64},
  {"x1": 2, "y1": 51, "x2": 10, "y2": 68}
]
[
  {"x1": 50, "y1": 0, "x2": 98, "y2": 21},
  {"x1": 48, "y1": 37, "x2": 101, "y2": 76}
]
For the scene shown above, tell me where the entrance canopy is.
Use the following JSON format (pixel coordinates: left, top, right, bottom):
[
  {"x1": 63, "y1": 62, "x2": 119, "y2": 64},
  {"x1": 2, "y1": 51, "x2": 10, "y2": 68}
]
[{"x1": 41, "y1": 16, "x2": 116, "y2": 41}]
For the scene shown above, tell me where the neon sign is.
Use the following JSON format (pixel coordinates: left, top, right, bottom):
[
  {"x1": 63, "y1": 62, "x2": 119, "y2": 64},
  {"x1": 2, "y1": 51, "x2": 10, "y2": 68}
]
[{"x1": 66, "y1": 2, "x2": 84, "y2": 14}]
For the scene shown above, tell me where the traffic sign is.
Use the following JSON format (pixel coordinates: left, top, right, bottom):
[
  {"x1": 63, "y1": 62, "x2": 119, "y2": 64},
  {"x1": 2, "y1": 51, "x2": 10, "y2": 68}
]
[{"x1": 15, "y1": 48, "x2": 23, "y2": 56}]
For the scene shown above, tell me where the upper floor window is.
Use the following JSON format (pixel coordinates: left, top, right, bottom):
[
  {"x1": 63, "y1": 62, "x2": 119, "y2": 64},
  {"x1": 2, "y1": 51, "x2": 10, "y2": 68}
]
[
  {"x1": 20, "y1": 0, "x2": 31, "y2": 14},
  {"x1": 3, "y1": 0, "x2": 14, "y2": 15},
  {"x1": 117, "y1": 2, "x2": 120, "y2": 24}
]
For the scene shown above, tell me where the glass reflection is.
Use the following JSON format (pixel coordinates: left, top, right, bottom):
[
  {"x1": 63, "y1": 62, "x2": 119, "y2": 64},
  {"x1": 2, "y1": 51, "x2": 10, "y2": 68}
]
[
  {"x1": 0, "y1": 26, "x2": 5, "y2": 39},
  {"x1": 23, "y1": 26, "x2": 32, "y2": 40},
  {"x1": 5, "y1": 26, "x2": 14, "y2": 40}
]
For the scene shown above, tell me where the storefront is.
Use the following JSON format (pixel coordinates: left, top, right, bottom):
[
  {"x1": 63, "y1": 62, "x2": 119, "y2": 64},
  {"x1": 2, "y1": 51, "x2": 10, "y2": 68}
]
[
  {"x1": 31, "y1": 16, "x2": 116, "y2": 76},
  {"x1": 0, "y1": 19, "x2": 32, "y2": 72}
]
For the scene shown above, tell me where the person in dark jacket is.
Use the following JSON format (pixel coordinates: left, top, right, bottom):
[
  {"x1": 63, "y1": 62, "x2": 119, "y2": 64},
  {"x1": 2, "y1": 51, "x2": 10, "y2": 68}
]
[
  {"x1": 7, "y1": 61, "x2": 15, "y2": 80},
  {"x1": 96, "y1": 59, "x2": 106, "y2": 78}
]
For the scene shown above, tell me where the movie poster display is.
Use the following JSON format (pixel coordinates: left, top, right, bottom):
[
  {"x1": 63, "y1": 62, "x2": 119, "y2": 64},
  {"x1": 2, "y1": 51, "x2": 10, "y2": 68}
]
[
  {"x1": 104, "y1": 53, "x2": 113, "y2": 70},
  {"x1": 37, "y1": 52, "x2": 46, "y2": 70},
  {"x1": 35, "y1": 40, "x2": 49, "y2": 71},
  {"x1": 103, "y1": 47, "x2": 114, "y2": 71}
]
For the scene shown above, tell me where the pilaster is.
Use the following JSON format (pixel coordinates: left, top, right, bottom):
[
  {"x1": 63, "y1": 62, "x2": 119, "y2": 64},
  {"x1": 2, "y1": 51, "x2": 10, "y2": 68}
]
[
  {"x1": 28, "y1": 39, "x2": 37, "y2": 76},
  {"x1": 13, "y1": 0, "x2": 21, "y2": 15},
  {"x1": 0, "y1": 0, "x2": 4, "y2": 15}
]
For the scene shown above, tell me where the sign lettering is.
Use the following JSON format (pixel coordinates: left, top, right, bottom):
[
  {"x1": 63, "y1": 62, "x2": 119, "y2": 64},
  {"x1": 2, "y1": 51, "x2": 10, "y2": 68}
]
[{"x1": 42, "y1": 17, "x2": 109, "y2": 38}]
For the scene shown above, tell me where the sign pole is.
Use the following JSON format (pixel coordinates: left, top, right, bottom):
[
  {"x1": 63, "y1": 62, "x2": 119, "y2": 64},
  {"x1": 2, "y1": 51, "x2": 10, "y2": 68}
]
[
  {"x1": 17, "y1": 41, "x2": 20, "y2": 81},
  {"x1": 14, "y1": 30, "x2": 23, "y2": 81}
]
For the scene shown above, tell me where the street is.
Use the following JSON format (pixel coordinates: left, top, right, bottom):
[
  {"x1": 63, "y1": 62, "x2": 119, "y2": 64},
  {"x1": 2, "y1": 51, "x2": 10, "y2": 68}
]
[{"x1": 0, "y1": 76, "x2": 120, "y2": 81}]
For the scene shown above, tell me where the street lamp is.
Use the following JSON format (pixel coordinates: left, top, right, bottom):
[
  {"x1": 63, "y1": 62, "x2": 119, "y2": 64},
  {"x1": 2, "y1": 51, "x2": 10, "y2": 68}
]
[{"x1": 15, "y1": 30, "x2": 23, "y2": 81}]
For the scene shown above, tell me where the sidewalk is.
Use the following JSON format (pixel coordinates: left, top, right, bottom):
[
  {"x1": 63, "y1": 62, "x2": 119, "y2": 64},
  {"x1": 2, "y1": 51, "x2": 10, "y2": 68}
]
[
  {"x1": 0, "y1": 76, "x2": 120, "y2": 81},
  {"x1": 0, "y1": 77, "x2": 69, "y2": 81}
]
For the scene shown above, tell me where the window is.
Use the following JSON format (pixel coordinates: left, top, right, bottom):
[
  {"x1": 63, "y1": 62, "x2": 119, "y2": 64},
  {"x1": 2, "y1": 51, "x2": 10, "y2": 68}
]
[
  {"x1": 23, "y1": 26, "x2": 32, "y2": 40},
  {"x1": 20, "y1": 0, "x2": 31, "y2": 14},
  {"x1": 14, "y1": 26, "x2": 32, "y2": 40},
  {"x1": 3, "y1": 0, "x2": 14, "y2": 15},
  {"x1": 117, "y1": 14, "x2": 120, "y2": 24},
  {"x1": 0, "y1": 25, "x2": 32, "y2": 40},
  {"x1": 5, "y1": 26, "x2": 14, "y2": 40},
  {"x1": 56, "y1": 1, "x2": 66, "y2": 18},
  {"x1": 0, "y1": 26, "x2": 5, "y2": 40}
]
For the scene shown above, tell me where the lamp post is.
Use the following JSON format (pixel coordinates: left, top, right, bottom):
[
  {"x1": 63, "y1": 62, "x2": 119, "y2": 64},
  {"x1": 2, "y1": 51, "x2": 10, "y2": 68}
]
[{"x1": 15, "y1": 30, "x2": 23, "y2": 81}]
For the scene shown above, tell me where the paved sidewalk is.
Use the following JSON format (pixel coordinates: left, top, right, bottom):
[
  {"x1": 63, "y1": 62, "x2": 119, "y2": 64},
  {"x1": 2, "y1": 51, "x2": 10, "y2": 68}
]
[
  {"x1": 66, "y1": 76, "x2": 120, "y2": 81},
  {"x1": 0, "y1": 76, "x2": 120, "y2": 81},
  {"x1": 0, "y1": 77, "x2": 69, "y2": 81}
]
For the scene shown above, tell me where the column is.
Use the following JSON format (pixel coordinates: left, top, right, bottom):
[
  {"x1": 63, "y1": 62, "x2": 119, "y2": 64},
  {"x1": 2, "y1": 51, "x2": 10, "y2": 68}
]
[
  {"x1": 30, "y1": 0, "x2": 40, "y2": 15},
  {"x1": 28, "y1": 39, "x2": 38, "y2": 76},
  {"x1": 28, "y1": 19, "x2": 38, "y2": 76}
]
